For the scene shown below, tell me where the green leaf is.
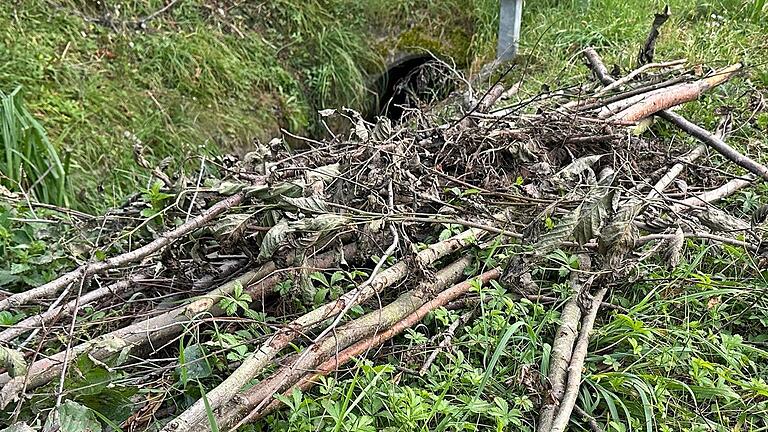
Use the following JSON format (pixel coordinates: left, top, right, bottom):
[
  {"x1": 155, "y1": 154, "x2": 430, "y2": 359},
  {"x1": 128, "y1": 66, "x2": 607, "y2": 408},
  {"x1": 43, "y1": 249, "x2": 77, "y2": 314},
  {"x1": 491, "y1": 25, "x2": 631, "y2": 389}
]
[
  {"x1": 43, "y1": 400, "x2": 101, "y2": 432},
  {"x1": 329, "y1": 271, "x2": 345, "y2": 287},
  {"x1": 9, "y1": 263, "x2": 30, "y2": 275},
  {"x1": 178, "y1": 344, "x2": 212, "y2": 385}
]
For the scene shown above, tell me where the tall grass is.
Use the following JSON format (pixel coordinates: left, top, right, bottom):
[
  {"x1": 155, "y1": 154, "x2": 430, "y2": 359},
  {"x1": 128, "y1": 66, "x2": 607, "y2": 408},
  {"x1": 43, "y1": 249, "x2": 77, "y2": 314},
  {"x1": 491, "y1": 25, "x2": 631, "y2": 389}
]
[{"x1": 1, "y1": 86, "x2": 70, "y2": 207}]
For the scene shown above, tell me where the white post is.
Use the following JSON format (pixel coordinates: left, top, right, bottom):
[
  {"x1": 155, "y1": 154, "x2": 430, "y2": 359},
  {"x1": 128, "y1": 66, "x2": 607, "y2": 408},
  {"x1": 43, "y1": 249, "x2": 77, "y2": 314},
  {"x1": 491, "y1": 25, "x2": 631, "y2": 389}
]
[{"x1": 497, "y1": 0, "x2": 523, "y2": 61}]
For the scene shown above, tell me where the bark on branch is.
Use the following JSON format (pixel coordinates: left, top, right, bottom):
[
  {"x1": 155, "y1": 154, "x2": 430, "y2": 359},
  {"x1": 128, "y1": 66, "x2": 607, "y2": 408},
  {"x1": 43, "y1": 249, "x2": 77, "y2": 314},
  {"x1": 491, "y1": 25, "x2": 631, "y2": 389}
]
[
  {"x1": 550, "y1": 287, "x2": 608, "y2": 432},
  {"x1": 161, "y1": 225, "x2": 492, "y2": 432},
  {"x1": 0, "y1": 192, "x2": 245, "y2": 312},
  {"x1": 0, "y1": 245, "x2": 356, "y2": 407},
  {"x1": 221, "y1": 265, "x2": 502, "y2": 429}
]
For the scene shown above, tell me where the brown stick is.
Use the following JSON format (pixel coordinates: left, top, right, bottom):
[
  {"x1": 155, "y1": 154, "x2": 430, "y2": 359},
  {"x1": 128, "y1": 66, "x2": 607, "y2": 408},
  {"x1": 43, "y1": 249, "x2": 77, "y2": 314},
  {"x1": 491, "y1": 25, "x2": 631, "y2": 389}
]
[
  {"x1": 225, "y1": 267, "x2": 502, "y2": 428},
  {"x1": 0, "y1": 245, "x2": 355, "y2": 407},
  {"x1": 222, "y1": 257, "x2": 475, "y2": 429},
  {"x1": 419, "y1": 308, "x2": 473, "y2": 375},
  {"x1": 550, "y1": 286, "x2": 608, "y2": 432},
  {"x1": 538, "y1": 256, "x2": 593, "y2": 432},
  {"x1": 583, "y1": 48, "x2": 766, "y2": 186},
  {"x1": 583, "y1": 48, "x2": 614, "y2": 86},
  {"x1": 659, "y1": 111, "x2": 768, "y2": 180},
  {"x1": 610, "y1": 63, "x2": 742, "y2": 122},
  {"x1": 0, "y1": 192, "x2": 245, "y2": 312}
]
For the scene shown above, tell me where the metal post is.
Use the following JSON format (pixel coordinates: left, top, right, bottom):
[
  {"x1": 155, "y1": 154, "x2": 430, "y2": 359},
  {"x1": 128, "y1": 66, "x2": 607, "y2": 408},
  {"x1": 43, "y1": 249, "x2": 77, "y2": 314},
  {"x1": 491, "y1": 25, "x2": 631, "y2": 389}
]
[{"x1": 497, "y1": 0, "x2": 523, "y2": 61}]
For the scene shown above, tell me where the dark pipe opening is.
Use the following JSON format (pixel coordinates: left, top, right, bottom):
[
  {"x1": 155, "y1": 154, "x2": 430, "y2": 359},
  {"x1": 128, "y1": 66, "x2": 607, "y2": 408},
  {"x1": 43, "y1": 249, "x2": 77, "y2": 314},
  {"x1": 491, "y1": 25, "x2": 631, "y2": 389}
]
[{"x1": 369, "y1": 53, "x2": 455, "y2": 122}]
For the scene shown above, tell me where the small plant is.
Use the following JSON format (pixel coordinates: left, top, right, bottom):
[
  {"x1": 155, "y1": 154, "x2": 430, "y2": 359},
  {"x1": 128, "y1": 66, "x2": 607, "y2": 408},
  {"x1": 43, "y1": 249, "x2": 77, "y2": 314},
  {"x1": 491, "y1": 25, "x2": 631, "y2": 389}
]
[{"x1": 218, "y1": 281, "x2": 253, "y2": 316}]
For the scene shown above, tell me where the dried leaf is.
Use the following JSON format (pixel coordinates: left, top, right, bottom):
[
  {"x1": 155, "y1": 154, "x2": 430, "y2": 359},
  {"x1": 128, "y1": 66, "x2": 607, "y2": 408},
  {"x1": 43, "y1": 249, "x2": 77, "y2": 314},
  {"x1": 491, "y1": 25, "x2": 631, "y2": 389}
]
[
  {"x1": 661, "y1": 227, "x2": 685, "y2": 268},
  {"x1": 293, "y1": 214, "x2": 350, "y2": 232},
  {"x1": 259, "y1": 220, "x2": 293, "y2": 261},
  {"x1": 533, "y1": 206, "x2": 580, "y2": 257},
  {"x1": 573, "y1": 173, "x2": 616, "y2": 245},
  {"x1": 372, "y1": 117, "x2": 393, "y2": 141},
  {"x1": 752, "y1": 204, "x2": 768, "y2": 225},
  {"x1": 282, "y1": 196, "x2": 330, "y2": 214},
  {"x1": 552, "y1": 154, "x2": 606, "y2": 184},
  {"x1": 211, "y1": 213, "x2": 252, "y2": 246},
  {"x1": 307, "y1": 164, "x2": 341, "y2": 184},
  {"x1": 2, "y1": 423, "x2": 35, "y2": 432},
  {"x1": 693, "y1": 207, "x2": 750, "y2": 232},
  {"x1": 599, "y1": 199, "x2": 642, "y2": 268},
  {"x1": 0, "y1": 347, "x2": 27, "y2": 378}
]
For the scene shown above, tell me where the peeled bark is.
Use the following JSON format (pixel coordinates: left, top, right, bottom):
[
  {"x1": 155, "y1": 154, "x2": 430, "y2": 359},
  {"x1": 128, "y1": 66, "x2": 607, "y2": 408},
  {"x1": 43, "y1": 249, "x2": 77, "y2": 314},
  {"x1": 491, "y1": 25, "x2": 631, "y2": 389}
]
[{"x1": 610, "y1": 63, "x2": 742, "y2": 122}]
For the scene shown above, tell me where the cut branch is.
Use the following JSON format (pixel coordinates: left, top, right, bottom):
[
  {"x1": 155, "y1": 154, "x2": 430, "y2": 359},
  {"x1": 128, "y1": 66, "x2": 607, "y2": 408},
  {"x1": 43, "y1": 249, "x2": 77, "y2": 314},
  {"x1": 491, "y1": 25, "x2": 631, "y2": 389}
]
[
  {"x1": 610, "y1": 63, "x2": 742, "y2": 122},
  {"x1": 671, "y1": 176, "x2": 753, "y2": 212},
  {"x1": 584, "y1": 47, "x2": 764, "y2": 186},
  {"x1": 646, "y1": 144, "x2": 707, "y2": 199},
  {"x1": 0, "y1": 192, "x2": 245, "y2": 312},
  {"x1": 161, "y1": 225, "x2": 492, "y2": 432},
  {"x1": 538, "y1": 256, "x2": 593, "y2": 432},
  {"x1": 0, "y1": 260, "x2": 246, "y2": 345},
  {"x1": 659, "y1": 111, "x2": 768, "y2": 181},
  {"x1": 222, "y1": 265, "x2": 502, "y2": 429},
  {"x1": 0, "y1": 245, "x2": 356, "y2": 407},
  {"x1": 550, "y1": 286, "x2": 608, "y2": 432}
]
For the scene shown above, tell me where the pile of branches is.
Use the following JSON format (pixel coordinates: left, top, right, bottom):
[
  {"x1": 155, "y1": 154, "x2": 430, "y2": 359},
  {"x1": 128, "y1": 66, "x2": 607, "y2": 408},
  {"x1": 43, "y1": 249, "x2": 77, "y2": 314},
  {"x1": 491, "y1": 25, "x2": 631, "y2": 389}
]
[{"x1": 2, "y1": 25, "x2": 767, "y2": 432}]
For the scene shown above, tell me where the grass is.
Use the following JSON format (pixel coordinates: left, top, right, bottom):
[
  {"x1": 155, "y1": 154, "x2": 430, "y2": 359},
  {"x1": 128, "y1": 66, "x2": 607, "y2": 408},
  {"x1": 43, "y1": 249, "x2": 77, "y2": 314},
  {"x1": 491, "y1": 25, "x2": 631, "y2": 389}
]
[
  {"x1": 0, "y1": 0, "x2": 386, "y2": 211},
  {"x1": 1, "y1": 86, "x2": 69, "y2": 206}
]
